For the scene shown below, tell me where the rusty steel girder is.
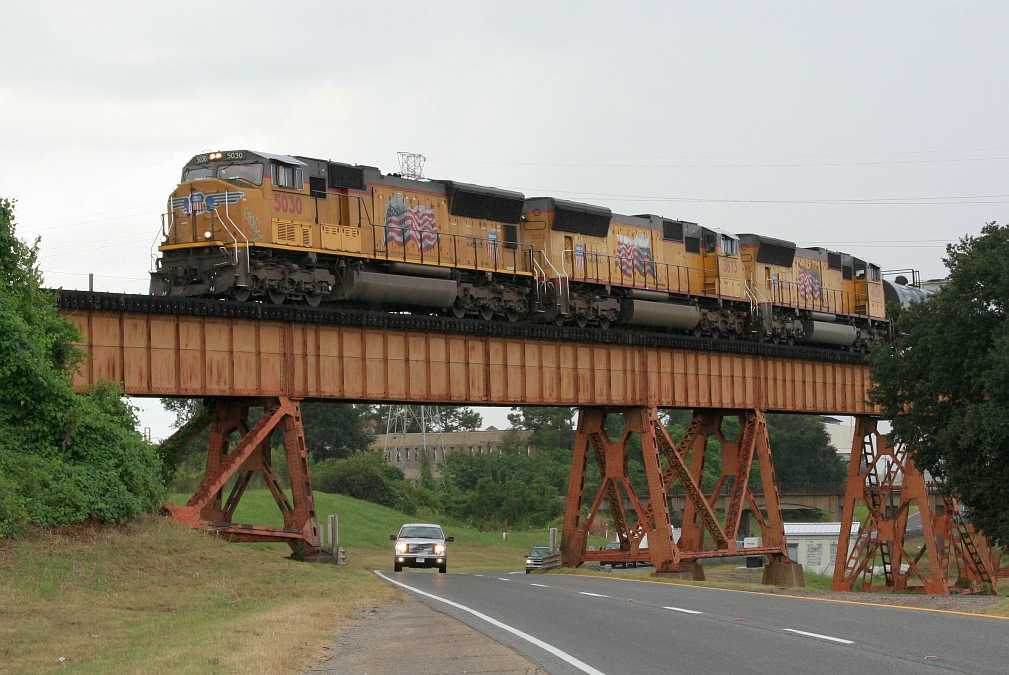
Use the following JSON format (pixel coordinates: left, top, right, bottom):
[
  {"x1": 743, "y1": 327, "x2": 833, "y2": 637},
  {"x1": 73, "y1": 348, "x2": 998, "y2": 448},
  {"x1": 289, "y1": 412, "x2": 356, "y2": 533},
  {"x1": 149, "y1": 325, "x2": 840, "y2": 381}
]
[
  {"x1": 561, "y1": 407, "x2": 800, "y2": 584},
  {"x1": 165, "y1": 397, "x2": 322, "y2": 556}
]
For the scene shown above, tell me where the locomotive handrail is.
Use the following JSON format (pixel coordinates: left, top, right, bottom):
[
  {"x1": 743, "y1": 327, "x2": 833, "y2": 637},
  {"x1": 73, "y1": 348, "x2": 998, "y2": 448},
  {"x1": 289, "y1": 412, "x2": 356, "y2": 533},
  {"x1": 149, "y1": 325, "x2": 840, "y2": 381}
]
[
  {"x1": 369, "y1": 225, "x2": 534, "y2": 275},
  {"x1": 533, "y1": 250, "x2": 569, "y2": 314},
  {"x1": 560, "y1": 249, "x2": 697, "y2": 296},
  {"x1": 760, "y1": 278, "x2": 869, "y2": 317},
  {"x1": 221, "y1": 191, "x2": 251, "y2": 272}
]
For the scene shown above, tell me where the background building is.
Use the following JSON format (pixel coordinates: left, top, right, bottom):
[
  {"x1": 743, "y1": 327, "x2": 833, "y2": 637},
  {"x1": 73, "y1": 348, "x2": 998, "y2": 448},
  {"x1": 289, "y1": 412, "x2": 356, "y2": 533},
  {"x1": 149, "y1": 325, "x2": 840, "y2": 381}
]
[{"x1": 374, "y1": 427, "x2": 533, "y2": 482}]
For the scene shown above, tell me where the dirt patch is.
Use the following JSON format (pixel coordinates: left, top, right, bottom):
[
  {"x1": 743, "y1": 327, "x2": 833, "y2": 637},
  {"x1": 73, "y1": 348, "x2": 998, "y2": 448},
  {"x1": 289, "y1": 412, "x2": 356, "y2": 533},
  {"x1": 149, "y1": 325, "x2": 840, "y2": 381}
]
[{"x1": 307, "y1": 598, "x2": 546, "y2": 675}]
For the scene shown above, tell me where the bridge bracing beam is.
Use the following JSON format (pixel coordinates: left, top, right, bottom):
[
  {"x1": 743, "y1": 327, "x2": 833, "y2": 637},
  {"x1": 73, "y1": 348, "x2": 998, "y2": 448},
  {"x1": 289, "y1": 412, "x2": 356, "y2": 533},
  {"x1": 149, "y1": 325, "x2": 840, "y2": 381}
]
[
  {"x1": 165, "y1": 397, "x2": 322, "y2": 556},
  {"x1": 561, "y1": 406, "x2": 804, "y2": 586}
]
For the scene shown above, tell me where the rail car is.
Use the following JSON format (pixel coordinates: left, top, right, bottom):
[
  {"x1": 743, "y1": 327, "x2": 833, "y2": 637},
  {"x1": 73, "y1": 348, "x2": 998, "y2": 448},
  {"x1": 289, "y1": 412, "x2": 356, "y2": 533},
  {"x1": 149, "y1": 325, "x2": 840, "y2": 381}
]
[{"x1": 150, "y1": 150, "x2": 892, "y2": 351}]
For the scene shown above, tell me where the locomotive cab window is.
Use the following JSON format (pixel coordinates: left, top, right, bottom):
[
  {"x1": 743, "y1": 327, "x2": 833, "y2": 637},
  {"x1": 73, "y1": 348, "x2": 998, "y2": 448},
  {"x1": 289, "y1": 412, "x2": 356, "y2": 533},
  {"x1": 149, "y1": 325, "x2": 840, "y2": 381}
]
[
  {"x1": 685, "y1": 236, "x2": 701, "y2": 254},
  {"x1": 720, "y1": 235, "x2": 738, "y2": 257},
  {"x1": 183, "y1": 166, "x2": 213, "y2": 182},
  {"x1": 854, "y1": 260, "x2": 867, "y2": 280},
  {"x1": 703, "y1": 233, "x2": 716, "y2": 254},
  {"x1": 272, "y1": 164, "x2": 304, "y2": 190},
  {"x1": 218, "y1": 163, "x2": 264, "y2": 186}
]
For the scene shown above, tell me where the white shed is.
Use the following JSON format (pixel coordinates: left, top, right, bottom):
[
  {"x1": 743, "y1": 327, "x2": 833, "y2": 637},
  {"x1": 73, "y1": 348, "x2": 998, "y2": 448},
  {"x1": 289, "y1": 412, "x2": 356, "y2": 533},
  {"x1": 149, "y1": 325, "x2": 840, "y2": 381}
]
[{"x1": 784, "y1": 522, "x2": 860, "y2": 576}]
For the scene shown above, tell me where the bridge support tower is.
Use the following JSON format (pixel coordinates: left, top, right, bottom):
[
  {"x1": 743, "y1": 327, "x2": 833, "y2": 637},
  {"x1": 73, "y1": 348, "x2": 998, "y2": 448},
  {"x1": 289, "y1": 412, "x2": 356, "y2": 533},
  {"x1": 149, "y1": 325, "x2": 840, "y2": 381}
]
[
  {"x1": 164, "y1": 397, "x2": 322, "y2": 557},
  {"x1": 833, "y1": 416, "x2": 1003, "y2": 594},
  {"x1": 562, "y1": 406, "x2": 804, "y2": 586}
]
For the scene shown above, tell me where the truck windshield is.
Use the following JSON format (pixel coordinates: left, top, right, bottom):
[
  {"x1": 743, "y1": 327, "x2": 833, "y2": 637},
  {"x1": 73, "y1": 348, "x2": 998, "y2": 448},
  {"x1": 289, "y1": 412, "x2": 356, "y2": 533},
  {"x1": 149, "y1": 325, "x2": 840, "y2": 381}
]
[
  {"x1": 399, "y1": 526, "x2": 444, "y2": 539},
  {"x1": 219, "y1": 163, "x2": 264, "y2": 186}
]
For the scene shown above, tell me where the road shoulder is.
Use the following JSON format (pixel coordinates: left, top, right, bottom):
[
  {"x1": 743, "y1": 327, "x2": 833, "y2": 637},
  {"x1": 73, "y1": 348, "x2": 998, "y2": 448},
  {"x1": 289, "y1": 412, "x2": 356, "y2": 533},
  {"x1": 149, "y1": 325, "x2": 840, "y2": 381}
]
[{"x1": 306, "y1": 597, "x2": 546, "y2": 675}]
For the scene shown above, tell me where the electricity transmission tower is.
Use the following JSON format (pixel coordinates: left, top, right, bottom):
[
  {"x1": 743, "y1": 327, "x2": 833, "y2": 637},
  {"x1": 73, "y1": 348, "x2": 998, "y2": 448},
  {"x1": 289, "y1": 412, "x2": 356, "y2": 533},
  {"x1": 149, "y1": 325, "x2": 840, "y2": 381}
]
[
  {"x1": 397, "y1": 152, "x2": 426, "y2": 180},
  {"x1": 382, "y1": 405, "x2": 443, "y2": 478}
]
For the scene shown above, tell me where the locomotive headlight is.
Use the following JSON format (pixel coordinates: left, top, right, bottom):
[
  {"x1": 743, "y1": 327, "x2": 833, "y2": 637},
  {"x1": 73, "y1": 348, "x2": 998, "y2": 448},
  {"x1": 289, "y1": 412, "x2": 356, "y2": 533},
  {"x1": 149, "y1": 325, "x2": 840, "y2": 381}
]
[
  {"x1": 161, "y1": 235, "x2": 168, "y2": 243},
  {"x1": 208, "y1": 151, "x2": 223, "y2": 160},
  {"x1": 204, "y1": 230, "x2": 212, "y2": 239}
]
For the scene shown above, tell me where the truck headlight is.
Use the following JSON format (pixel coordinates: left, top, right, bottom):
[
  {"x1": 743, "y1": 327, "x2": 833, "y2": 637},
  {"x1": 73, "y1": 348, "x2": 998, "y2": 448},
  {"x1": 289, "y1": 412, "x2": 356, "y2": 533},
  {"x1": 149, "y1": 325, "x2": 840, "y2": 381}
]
[
  {"x1": 526, "y1": 559, "x2": 534, "y2": 564},
  {"x1": 434, "y1": 544, "x2": 446, "y2": 554},
  {"x1": 395, "y1": 542, "x2": 408, "y2": 553}
]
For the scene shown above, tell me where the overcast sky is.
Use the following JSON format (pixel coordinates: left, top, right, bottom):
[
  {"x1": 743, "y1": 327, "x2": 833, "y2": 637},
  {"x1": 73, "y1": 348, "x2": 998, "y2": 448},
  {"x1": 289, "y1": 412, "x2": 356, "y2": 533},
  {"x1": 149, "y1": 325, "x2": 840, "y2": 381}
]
[{"x1": 3, "y1": 2, "x2": 1007, "y2": 438}]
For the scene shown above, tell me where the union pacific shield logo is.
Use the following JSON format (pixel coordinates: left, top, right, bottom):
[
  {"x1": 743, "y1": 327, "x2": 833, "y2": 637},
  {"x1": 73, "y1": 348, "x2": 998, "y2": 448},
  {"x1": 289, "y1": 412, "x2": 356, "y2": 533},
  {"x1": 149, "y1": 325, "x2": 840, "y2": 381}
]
[{"x1": 171, "y1": 191, "x2": 245, "y2": 215}]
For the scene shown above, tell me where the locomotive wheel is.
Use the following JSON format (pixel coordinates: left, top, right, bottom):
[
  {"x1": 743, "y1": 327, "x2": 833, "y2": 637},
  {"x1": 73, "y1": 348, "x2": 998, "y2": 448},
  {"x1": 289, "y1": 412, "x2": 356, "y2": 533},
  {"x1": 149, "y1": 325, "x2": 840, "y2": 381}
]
[
  {"x1": 599, "y1": 318, "x2": 610, "y2": 330},
  {"x1": 554, "y1": 315, "x2": 567, "y2": 326},
  {"x1": 576, "y1": 315, "x2": 588, "y2": 328},
  {"x1": 451, "y1": 301, "x2": 467, "y2": 318},
  {"x1": 231, "y1": 287, "x2": 251, "y2": 303},
  {"x1": 506, "y1": 309, "x2": 520, "y2": 323},
  {"x1": 268, "y1": 289, "x2": 286, "y2": 305},
  {"x1": 479, "y1": 306, "x2": 494, "y2": 321},
  {"x1": 305, "y1": 293, "x2": 322, "y2": 307}
]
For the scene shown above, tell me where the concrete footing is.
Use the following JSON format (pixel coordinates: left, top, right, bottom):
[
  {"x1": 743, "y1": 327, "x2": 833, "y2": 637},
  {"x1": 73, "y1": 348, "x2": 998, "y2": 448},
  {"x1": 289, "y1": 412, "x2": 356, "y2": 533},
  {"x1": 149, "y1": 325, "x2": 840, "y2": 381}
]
[
  {"x1": 652, "y1": 562, "x2": 705, "y2": 581},
  {"x1": 762, "y1": 561, "x2": 806, "y2": 587}
]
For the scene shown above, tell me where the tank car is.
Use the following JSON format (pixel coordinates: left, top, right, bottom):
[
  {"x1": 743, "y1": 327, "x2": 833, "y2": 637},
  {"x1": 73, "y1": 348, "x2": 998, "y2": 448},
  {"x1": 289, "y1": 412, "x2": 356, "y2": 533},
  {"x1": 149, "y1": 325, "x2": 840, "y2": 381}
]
[{"x1": 150, "y1": 149, "x2": 890, "y2": 351}]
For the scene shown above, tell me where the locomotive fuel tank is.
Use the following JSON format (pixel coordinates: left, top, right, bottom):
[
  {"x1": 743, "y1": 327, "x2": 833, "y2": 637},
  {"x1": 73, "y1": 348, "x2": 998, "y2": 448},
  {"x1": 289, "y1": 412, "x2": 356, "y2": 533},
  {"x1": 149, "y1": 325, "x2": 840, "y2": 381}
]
[
  {"x1": 619, "y1": 299, "x2": 701, "y2": 330},
  {"x1": 335, "y1": 270, "x2": 457, "y2": 308},
  {"x1": 799, "y1": 320, "x2": 857, "y2": 346}
]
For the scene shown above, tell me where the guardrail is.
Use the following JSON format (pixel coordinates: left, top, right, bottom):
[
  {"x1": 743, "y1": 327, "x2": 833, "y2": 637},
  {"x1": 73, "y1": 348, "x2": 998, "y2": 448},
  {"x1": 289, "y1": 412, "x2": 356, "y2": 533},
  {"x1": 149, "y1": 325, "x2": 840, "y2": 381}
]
[{"x1": 538, "y1": 552, "x2": 562, "y2": 570}]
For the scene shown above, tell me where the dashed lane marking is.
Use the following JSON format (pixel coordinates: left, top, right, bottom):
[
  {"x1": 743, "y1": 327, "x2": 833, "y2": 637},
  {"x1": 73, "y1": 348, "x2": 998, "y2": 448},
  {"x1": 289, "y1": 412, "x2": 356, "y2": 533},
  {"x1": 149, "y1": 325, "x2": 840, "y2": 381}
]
[
  {"x1": 782, "y1": 628, "x2": 854, "y2": 644},
  {"x1": 375, "y1": 571, "x2": 608, "y2": 675},
  {"x1": 530, "y1": 583, "x2": 549, "y2": 587},
  {"x1": 498, "y1": 578, "x2": 510, "y2": 581},
  {"x1": 663, "y1": 606, "x2": 703, "y2": 615},
  {"x1": 579, "y1": 592, "x2": 609, "y2": 597}
]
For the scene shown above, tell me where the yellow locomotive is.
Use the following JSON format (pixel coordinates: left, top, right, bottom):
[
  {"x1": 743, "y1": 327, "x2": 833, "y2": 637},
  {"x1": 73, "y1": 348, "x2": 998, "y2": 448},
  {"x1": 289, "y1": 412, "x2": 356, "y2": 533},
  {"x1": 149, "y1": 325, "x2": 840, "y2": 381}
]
[{"x1": 151, "y1": 150, "x2": 889, "y2": 350}]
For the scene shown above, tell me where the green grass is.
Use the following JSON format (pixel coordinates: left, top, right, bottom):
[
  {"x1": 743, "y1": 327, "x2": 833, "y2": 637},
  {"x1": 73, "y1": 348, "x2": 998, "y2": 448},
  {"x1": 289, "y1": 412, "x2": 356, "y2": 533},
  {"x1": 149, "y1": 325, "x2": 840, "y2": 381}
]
[
  {"x1": 168, "y1": 489, "x2": 606, "y2": 572},
  {"x1": 0, "y1": 517, "x2": 398, "y2": 675}
]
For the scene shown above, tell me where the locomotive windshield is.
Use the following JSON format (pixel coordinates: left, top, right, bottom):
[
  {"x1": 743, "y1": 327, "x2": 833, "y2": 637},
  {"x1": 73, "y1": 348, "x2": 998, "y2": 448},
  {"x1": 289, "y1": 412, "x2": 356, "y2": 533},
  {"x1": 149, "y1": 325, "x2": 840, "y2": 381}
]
[
  {"x1": 218, "y1": 163, "x2": 264, "y2": 186},
  {"x1": 182, "y1": 166, "x2": 213, "y2": 182}
]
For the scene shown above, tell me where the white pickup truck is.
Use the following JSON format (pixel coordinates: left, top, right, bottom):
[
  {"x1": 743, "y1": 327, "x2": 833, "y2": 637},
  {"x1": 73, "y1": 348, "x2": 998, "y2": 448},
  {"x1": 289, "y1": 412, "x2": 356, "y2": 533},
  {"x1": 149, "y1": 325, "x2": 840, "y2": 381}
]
[{"x1": 391, "y1": 523, "x2": 454, "y2": 573}]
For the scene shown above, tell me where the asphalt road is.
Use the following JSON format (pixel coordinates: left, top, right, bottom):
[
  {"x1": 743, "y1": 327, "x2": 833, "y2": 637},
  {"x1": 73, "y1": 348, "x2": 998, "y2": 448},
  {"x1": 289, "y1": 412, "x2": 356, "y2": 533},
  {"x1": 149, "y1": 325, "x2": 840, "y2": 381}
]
[{"x1": 376, "y1": 570, "x2": 1008, "y2": 675}]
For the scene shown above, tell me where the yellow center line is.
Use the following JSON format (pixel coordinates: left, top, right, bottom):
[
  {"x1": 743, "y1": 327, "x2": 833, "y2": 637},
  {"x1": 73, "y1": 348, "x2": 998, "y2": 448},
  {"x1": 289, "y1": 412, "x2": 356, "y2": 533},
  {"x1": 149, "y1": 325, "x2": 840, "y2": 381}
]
[{"x1": 554, "y1": 573, "x2": 1009, "y2": 621}]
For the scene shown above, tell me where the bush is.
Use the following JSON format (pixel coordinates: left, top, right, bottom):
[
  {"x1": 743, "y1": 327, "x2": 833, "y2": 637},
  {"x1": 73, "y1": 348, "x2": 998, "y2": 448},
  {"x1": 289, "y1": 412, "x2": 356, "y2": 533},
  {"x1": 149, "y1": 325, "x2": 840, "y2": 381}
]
[
  {"x1": 313, "y1": 453, "x2": 417, "y2": 514},
  {"x1": 0, "y1": 198, "x2": 163, "y2": 536}
]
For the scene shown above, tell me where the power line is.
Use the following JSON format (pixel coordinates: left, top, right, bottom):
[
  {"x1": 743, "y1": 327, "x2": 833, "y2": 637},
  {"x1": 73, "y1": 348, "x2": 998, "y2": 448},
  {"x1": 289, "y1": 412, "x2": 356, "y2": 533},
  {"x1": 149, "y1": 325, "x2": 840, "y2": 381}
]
[{"x1": 500, "y1": 185, "x2": 1009, "y2": 206}]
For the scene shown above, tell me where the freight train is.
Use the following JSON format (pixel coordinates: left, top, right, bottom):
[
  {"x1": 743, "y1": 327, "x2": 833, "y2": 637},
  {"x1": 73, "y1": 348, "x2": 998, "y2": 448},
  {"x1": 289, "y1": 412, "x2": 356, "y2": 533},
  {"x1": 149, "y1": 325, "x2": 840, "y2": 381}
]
[{"x1": 150, "y1": 150, "x2": 893, "y2": 351}]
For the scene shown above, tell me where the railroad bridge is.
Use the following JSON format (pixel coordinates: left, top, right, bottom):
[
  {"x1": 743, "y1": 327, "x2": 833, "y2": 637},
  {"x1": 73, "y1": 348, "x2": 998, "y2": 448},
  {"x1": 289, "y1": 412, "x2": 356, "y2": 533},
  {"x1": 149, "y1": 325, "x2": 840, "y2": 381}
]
[{"x1": 57, "y1": 291, "x2": 1004, "y2": 592}]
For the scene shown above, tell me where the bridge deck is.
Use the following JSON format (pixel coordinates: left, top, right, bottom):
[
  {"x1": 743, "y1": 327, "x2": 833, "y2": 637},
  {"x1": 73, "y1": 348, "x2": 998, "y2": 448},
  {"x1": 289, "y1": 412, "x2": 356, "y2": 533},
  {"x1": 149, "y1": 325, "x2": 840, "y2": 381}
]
[{"x1": 58, "y1": 291, "x2": 876, "y2": 414}]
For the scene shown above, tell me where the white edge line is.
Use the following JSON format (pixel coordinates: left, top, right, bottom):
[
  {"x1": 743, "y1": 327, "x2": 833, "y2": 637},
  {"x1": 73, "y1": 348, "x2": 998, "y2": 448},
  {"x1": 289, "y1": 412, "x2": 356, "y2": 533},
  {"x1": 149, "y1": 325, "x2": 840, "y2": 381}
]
[
  {"x1": 375, "y1": 571, "x2": 607, "y2": 675},
  {"x1": 663, "y1": 606, "x2": 703, "y2": 615},
  {"x1": 530, "y1": 583, "x2": 549, "y2": 587},
  {"x1": 782, "y1": 628, "x2": 854, "y2": 644},
  {"x1": 579, "y1": 592, "x2": 609, "y2": 597}
]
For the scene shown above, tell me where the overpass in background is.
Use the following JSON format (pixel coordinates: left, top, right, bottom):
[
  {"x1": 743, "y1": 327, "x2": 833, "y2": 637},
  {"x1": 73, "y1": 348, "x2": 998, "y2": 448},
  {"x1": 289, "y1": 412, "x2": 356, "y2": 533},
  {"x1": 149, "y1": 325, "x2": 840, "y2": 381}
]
[{"x1": 58, "y1": 290, "x2": 1004, "y2": 594}]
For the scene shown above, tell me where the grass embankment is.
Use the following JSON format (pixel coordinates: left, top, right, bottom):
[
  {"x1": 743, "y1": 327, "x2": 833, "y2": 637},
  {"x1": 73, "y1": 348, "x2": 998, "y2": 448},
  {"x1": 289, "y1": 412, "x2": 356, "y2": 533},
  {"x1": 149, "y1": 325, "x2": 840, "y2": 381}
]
[
  {"x1": 175, "y1": 489, "x2": 601, "y2": 573},
  {"x1": 0, "y1": 489, "x2": 611, "y2": 674},
  {"x1": 0, "y1": 516, "x2": 398, "y2": 675}
]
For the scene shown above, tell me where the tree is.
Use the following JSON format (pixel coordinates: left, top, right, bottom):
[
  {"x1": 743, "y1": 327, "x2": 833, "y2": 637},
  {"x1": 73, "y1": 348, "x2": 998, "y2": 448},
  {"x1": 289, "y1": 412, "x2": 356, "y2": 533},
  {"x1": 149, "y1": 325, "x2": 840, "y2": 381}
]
[
  {"x1": 0, "y1": 198, "x2": 162, "y2": 536},
  {"x1": 507, "y1": 406, "x2": 575, "y2": 450},
  {"x1": 869, "y1": 223, "x2": 1009, "y2": 545},
  {"x1": 372, "y1": 405, "x2": 482, "y2": 434},
  {"x1": 765, "y1": 414, "x2": 847, "y2": 491},
  {"x1": 301, "y1": 402, "x2": 376, "y2": 460}
]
